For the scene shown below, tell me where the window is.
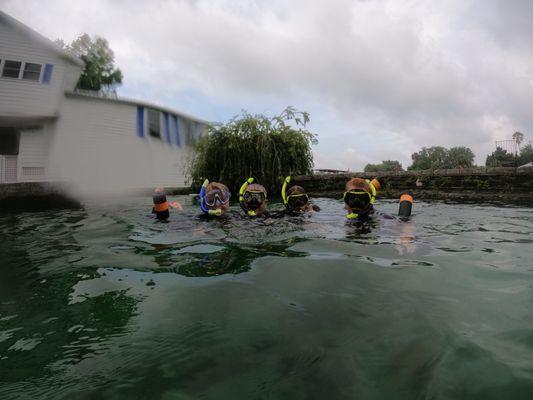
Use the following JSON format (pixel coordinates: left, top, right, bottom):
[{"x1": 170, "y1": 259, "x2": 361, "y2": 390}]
[
  {"x1": 0, "y1": 128, "x2": 20, "y2": 155},
  {"x1": 172, "y1": 115, "x2": 181, "y2": 147},
  {"x1": 22, "y1": 63, "x2": 42, "y2": 81},
  {"x1": 148, "y1": 109, "x2": 160, "y2": 138},
  {"x1": 2, "y1": 60, "x2": 21, "y2": 78},
  {"x1": 180, "y1": 118, "x2": 194, "y2": 146}
]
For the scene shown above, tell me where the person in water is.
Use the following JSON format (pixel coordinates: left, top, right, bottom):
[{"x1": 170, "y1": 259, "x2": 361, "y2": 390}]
[
  {"x1": 199, "y1": 179, "x2": 231, "y2": 217},
  {"x1": 152, "y1": 187, "x2": 182, "y2": 222},
  {"x1": 281, "y1": 176, "x2": 320, "y2": 215},
  {"x1": 343, "y1": 177, "x2": 382, "y2": 221},
  {"x1": 239, "y1": 177, "x2": 268, "y2": 217}
]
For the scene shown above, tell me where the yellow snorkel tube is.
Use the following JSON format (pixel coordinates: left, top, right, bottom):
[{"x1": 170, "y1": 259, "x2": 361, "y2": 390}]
[
  {"x1": 239, "y1": 177, "x2": 257, "y2": 216},
  {"x1": 346, "y1": 211, "x2": 359, "y2": 219},
  {"x1": 281, "y1": 176, "x2": 291, "y2": 205}
]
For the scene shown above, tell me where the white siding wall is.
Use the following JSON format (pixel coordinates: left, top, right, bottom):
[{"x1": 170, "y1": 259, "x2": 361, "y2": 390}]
[
  {"x1": 49, "y1": 96, "x2": 196, "y2": 195},
  {"x1": 0, "y1": 21, "x2": 80, "y2": 118}
]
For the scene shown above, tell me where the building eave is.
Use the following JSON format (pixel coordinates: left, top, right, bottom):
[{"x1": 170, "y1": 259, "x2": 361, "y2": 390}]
[
  {"x1": 65, "y1": 91, "x2": 212, "y2": 126},
  {"x1": 0, "y1": 114, "x2": 58, "y2": 128},
  {"x1": 0, "y1": 11, "x2": 84, "y2": 68}
]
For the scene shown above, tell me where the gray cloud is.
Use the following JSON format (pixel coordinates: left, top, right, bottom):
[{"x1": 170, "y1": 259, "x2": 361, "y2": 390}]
[{"x1": 2, "y1": 0, "x2": 532, "y2": 169}]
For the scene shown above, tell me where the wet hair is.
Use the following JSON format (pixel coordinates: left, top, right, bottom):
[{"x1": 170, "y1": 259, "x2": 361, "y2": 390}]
[
  {"x1": 245, "y1": 183, "x2": 267, "y2": 196},
  {"x1": 206, "y1": 182, "x2": 229, "y2": 193},
  {"x1": 345, "y1": 178, "x2": 371, "y2": 194},
  {"x1": 286, "y1": 185, "x2": 306, "y2": 196}
]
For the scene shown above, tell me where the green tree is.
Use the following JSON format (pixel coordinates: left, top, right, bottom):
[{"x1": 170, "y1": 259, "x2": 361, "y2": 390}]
[
  {"x1": 485, "y1": 147, "x2": 516, "y2": 167},
  {"x1": 447, "y1": 146, "x2": 475, "y2": 168},
  {"x1": 408, "y1": 146, "x2": 448, "y2": 170},
  {"x1": 518, "y1": 144, "x2": 533, "y2": 165},
  {"x1": 409, "y1": 146, "x2": 476, "y2": 170},
  {"x1": 189, "y1": 107, "x2": 317, "y2": 194},
  {"x1": 364, "y1": 160, "x2": 403, "y2": 172},
  {"x1": 58, "y1": 33, "x2": 123, "y2": 92}
]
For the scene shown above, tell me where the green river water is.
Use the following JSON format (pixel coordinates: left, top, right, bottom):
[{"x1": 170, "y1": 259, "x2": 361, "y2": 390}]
[{"x1": 1, "y1": 197, "x2": 533, "y2": 399}]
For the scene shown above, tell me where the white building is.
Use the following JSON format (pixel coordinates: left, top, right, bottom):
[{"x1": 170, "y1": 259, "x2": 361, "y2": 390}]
[{"x1": 0, "y1": 11, "x2": 208, "y2": 196}]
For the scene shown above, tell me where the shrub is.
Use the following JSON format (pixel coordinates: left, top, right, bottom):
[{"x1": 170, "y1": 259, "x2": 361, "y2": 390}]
[{"x1": 188, "y1": 107, "x2": 317, "y2": 194}]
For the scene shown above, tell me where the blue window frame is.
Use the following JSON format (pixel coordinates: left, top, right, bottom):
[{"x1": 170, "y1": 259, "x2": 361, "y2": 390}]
[
  {"x1": 136, "y1": 106, "x2": 145, "y2": 138},
  {"x1": 42, "y1": 64, "x2": 53, "y2": 84},
  {"x1": 162, "y1": 112, "x2": 171, "y2": 144}
]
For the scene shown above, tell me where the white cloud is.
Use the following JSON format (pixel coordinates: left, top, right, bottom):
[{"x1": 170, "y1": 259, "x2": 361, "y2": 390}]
[{"x1": 2, "y1": 0, "x2": 532, "y2": 170}]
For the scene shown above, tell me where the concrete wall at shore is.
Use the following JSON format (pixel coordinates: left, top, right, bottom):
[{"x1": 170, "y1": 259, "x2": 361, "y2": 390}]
[{"x1": 294, "y1": 167, "x2": 533, "y2": 203}]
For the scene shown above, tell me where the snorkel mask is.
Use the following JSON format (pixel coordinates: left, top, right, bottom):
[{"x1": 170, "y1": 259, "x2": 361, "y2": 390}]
[
  {"x1": 243, "y1": 190, "x2": 265, "y2": 206},
  {"x1": 282, "y1": 176, "x2": 309, "y2": 213},
  {"x1": 344, "y1": 178, "x2": 377, "y2": 219},
  {"x1": 344, "y1": 191, "x2": 371, "y2": 210},
  {"x1": 239, "y1": 178, "x2": 267, "y2": 216},
  {"x1": 199, "y1": 179, "x2": 230, "y2": 216},
  {"x1": 204, "y1": 188, "x2": 230, "y2": 207}
]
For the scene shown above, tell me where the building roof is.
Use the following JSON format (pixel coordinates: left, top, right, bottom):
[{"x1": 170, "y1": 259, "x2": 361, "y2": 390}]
[
  {"x1": 0, "y1": 11, "x2": 84, "y2": 67},
  {"x1": 65, "y1": 91, "x2": 212, "y2": 125}
]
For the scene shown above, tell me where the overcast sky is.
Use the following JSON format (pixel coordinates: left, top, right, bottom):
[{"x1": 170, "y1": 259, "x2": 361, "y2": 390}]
[{"x1": 2, "y1": 0, "x2": 532, "y2": 170}]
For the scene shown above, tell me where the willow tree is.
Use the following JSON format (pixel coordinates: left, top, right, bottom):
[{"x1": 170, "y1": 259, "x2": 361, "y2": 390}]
[{"x1": 189, "y1": 107, "x2": 317, "y2": 194}]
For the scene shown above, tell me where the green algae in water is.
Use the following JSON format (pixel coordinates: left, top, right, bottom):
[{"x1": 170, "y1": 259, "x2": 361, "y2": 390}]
[{"x1": 1, "y1": 197, "x2": 533, "y2": 399}]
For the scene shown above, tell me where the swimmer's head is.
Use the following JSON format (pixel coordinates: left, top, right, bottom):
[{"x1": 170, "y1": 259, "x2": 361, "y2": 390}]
[
  {"x1": 344, "y1": 178, "x2": 373, "y2": 212},
  {"x1": 242, "y1": 183, "x2": 267, "y2": 215},
  {"x1": 286, "y1": 185, "x2": 309, "y2": 212},
  {"x1": 153, "y1": 187, "x2": 169, "y2": 221},
  {"x1": 203, "y1": 182, "x2": 231, "y2": 215}
]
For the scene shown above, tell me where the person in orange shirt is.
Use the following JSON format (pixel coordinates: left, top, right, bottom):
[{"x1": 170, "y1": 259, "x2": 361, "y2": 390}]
[{"x1": 152, "y1": 187, "x2": 182, "y2": 222}]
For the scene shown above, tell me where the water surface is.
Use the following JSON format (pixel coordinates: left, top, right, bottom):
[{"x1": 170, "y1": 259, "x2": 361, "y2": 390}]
[{"x1": 1, "y1": 197, "x2": 533, "y2": 399}]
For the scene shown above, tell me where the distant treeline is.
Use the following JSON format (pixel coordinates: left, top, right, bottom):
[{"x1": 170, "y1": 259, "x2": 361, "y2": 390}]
[
  {"x1": 365, "y1": 146, "x2": 475, "y2": 172},
  {"x1": 365, "y1": 142, "x2": 533, "y2": 172}
]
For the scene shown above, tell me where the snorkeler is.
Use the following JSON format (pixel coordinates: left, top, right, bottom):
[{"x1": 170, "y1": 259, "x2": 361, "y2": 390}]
[
  {"x1": 239, "y1": 177, "x2": 268, "y2": 217},
  {"x1": 343, "y1": 177, "x2": 382, "y2": 221},
  {"x1": 199, "y1": 179, "x2": 231, "y2": 217},
  {"x1": 152, "y1": 187, "x2": 182, "y2": 222},
  {"x1": 281, "y1": 176, "x2": 320, "y2": 215}
]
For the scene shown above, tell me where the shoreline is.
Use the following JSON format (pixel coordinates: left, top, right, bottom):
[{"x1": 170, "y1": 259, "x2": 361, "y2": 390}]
[{"x1": 1, "y1": 167, "x2": 532, "y2": 210}]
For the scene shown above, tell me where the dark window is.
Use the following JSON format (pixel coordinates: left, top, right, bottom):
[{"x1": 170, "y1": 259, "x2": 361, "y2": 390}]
[
  {"x1": 172, "y1": 115, "x2": 181, "y2": 147},
  {"x1": 2, "y1": 60, "x2": 22, "y2": 78},
  {"x1": 0, "y1": 128, "x2": 20, "y2": 155},
  {"x1": 182, "y1": 118, "x2": 195, "y2": 145},
  {"x1": 148, "y1": 109, "x2": 160, "y2": 138},
  {"x1": 22, "y1": 63, "x2": 42, "y2": 81}
]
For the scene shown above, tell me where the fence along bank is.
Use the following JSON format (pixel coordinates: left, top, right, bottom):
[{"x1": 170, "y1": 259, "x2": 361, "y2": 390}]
[{"x1": 296, "y1": 167, "x2": 533, "y2": 204}]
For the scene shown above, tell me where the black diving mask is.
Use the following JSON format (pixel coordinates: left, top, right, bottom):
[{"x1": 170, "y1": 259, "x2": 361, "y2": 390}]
[
  {"x1": 287, "y1": 193, "x2": 309, "y2": 209},
  {"x1": 344, "y1": 191, "x2": 371, "y2": 210},
  {"x1": 243, "y1": 191, "x2": 266, "y2": 206}
]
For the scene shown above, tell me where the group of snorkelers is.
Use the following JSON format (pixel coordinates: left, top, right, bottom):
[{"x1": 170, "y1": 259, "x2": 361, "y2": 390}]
[{"x1": 152, "y1": 175, "x2": 414, "y2": 222}]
